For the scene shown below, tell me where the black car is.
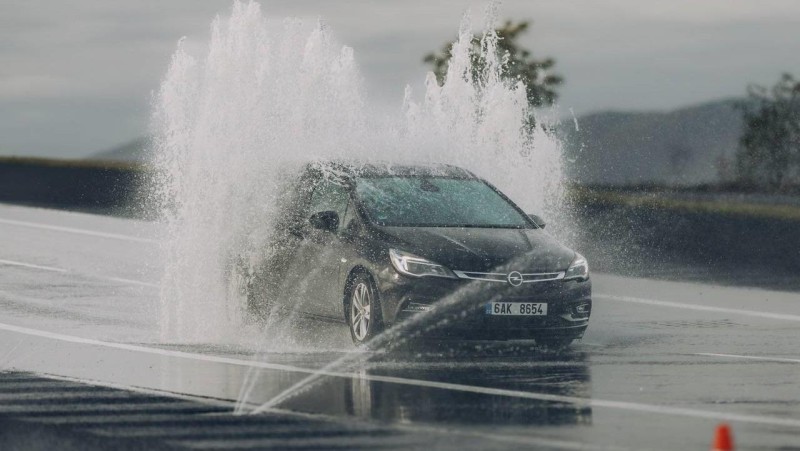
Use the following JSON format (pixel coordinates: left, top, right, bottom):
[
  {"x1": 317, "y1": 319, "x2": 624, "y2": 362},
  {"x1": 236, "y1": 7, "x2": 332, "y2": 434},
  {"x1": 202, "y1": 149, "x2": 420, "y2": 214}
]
[{"x1": 246, "y1": 161, "x2": 591, "y2": 347}]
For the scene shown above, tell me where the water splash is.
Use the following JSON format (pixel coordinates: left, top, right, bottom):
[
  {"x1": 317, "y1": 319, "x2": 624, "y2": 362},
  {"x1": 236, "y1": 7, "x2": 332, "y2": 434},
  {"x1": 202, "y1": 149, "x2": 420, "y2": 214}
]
[
  {"x1": 151, "y1": 2, "x2": 366, "y2": 341},
  {"x1": 401, "y1": 16, "x2": 564, "y2": 217},
  {"x1": 151, "y1": 1, "x2": 565, "y2": 344}
]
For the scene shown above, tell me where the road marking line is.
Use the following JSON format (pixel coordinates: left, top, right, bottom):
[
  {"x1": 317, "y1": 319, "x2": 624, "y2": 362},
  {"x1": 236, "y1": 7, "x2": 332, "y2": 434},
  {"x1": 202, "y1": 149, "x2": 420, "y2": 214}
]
[
  {"x1": 103, "y1": 276, "x2": 159, "y2": 289},
  {"x1": 696, "y1": 353, "x2": 800, "y2": 364},
  {"x1": 0, "y1": 258, "x2": 158, "y2": 289},
  {"x1": 0, "y1": 218, "x2": 157, "y2": 244},
  {"x1": 0, "y1": 258, "x2": 67, "y2": 273},
  {"x1": 596, "y1": 294, "x2": 800, "y2": 322},
  {"x1": 2, "y1": 321, "x2": 800, "y2": 429}
]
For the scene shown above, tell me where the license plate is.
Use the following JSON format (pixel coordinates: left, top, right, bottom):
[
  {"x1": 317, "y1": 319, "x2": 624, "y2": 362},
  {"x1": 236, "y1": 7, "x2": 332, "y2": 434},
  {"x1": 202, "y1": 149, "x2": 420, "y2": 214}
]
[{"x1": 485, "y1": 302, "x2": 547, "y2": 316}]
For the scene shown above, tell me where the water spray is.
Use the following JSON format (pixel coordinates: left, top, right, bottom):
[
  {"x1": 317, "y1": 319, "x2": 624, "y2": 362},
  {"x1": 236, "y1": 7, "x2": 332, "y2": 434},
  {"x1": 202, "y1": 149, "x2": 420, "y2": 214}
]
[{"x1": 151, "y1": 1, "x2": 566, "y2": 396}]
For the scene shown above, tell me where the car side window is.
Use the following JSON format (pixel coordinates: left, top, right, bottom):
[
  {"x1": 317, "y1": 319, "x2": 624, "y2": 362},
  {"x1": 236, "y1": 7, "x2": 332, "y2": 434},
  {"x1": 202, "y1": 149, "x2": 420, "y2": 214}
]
[{"x1": 308, "y1": 179, "x2": 350, "y2": 219}]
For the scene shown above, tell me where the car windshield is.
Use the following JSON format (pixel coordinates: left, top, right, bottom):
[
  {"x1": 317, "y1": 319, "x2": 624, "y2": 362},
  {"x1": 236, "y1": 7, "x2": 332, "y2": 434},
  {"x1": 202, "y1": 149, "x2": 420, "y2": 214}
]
[{"x1": 355, "y1": 176, "x2": 532, "y2": 228}]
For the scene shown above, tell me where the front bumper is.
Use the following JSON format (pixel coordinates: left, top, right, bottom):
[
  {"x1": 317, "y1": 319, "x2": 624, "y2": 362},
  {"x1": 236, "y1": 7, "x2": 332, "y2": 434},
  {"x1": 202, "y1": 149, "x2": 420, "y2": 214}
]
[{"x1": 374, "y1": 269, "x2": 592, "y2": 341}]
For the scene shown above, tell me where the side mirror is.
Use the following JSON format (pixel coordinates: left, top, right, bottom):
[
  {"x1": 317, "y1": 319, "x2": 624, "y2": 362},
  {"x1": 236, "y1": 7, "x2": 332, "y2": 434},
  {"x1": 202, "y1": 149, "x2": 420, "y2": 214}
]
[
  {"x1": 309, "y1": 210, "x2": 339, "y2": 232},
  {"x1": 528, "y1": 214, "x2": 546, "y2": 229}
]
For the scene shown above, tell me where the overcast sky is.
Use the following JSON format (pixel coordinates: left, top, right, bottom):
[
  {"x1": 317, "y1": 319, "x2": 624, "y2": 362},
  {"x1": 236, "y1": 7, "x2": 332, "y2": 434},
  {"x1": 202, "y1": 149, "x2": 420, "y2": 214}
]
[{"x1": 2, "y1": 0, "x2": 799, "y2": 158}]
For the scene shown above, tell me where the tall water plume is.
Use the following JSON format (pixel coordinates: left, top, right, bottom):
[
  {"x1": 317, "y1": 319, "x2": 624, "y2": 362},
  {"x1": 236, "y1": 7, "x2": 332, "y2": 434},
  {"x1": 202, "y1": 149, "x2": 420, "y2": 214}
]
[
  {"x1": 401, "y1": 15, "x2": 565, "y2": 217},
  {"x1": 151, "y1": 1, "x2": 565, "y2": 342}
]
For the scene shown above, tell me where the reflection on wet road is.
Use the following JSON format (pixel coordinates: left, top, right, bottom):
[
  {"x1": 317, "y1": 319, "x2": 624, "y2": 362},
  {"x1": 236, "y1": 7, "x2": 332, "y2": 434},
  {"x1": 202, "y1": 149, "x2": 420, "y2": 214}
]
[{"x1": 270, "y1": 346, "x2": 593, "y2": 427}]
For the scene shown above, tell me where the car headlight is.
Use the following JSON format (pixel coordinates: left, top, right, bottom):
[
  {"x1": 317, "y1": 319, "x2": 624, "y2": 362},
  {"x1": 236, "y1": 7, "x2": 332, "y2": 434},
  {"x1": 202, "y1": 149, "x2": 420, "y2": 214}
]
[
  {"x1": 389, "y1": 249, "x2": 457, "y2": 279},
  {"x1": 564, "y1": 253, "x2": 589, "y2": 281}
]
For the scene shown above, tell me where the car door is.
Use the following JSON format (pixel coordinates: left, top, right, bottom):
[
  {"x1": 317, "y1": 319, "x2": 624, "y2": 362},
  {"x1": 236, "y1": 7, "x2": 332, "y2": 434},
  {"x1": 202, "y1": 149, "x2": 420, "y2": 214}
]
[{"x1": 280, "y1": 176, "x2": 351, "y2": 317}]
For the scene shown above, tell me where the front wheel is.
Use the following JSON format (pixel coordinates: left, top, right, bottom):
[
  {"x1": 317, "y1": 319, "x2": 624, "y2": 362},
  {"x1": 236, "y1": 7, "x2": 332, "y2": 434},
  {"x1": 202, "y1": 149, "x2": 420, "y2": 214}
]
[{"x1": 347, "y1": 274, "x2": 383, "y2": 346}]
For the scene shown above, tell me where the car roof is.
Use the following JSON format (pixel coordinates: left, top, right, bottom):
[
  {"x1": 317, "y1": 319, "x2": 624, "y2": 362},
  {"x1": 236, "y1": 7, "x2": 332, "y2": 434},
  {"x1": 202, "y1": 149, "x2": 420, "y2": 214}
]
[{"x1": 305, "y1": 159, "x2": 476, "y2": 179}]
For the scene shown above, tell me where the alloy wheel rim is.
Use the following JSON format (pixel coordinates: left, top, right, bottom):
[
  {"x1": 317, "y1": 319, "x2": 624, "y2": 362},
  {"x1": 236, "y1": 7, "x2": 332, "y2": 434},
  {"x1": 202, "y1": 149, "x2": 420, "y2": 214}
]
[{"x1": 350, "y1": 282, "x2": 371, "y2": 341}]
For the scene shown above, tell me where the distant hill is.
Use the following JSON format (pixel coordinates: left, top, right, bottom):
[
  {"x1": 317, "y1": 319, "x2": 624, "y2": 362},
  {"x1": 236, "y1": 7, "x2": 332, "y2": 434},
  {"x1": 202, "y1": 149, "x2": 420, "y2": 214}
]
[
  {"x1": 91, "y1": 98, "x2": 746, "y2": 186},
  {"x1": 562, "y1": 98, "x2": 745, "y2": 186},
  {"x1": 91, "y1": 137, "x2": 150, "y2": 162}
]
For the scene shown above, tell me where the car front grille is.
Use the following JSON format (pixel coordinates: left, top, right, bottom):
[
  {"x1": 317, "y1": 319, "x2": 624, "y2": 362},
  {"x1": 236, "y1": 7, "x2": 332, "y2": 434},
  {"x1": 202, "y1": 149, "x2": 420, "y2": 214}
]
[{"x1": 452, "y1": 270, "x2": 565, "y2": 284}]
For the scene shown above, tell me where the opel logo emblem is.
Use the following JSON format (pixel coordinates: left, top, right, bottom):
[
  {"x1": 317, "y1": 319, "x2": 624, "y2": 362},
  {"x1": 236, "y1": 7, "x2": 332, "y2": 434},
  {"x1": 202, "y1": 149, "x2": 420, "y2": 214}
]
[{"x1": 507, "y1": 271, "x2": 523, "y2": 286}]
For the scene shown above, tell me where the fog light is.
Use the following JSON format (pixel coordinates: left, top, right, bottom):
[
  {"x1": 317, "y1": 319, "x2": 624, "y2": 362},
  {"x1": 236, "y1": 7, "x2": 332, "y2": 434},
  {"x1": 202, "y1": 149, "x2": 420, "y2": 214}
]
[{"x1": 573, "y1": 303, "x2": 591, "y2": 317}]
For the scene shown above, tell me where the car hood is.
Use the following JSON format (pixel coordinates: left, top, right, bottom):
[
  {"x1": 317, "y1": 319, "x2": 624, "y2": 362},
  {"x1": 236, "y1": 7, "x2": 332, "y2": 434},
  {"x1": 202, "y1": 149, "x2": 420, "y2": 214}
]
[{"x1": 377, "y1": 226, "x2": 576, "y2": 273}]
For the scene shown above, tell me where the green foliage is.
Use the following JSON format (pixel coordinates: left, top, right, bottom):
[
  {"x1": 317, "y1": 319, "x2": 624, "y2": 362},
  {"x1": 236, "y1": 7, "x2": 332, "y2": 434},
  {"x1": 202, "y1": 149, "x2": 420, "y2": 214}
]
[
  {"x1": 423, "y1": 20, "x2": 562, "y2": 108},
  {"x1": 736, "y1": 74, "x2": 800, "y2": 189}
]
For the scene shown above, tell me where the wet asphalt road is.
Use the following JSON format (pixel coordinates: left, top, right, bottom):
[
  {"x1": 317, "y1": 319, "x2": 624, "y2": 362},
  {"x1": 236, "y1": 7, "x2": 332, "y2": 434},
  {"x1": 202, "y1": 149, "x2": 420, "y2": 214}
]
[{"x1": 0, "y1": 203, "x2": 799, "y2": 450}]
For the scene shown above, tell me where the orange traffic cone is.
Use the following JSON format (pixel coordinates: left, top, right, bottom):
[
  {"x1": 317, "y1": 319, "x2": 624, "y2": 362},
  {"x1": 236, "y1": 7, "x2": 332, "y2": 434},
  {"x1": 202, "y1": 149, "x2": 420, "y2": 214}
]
[{"x1": 711, "y1": 423, "x2": 734, "y2": 451}]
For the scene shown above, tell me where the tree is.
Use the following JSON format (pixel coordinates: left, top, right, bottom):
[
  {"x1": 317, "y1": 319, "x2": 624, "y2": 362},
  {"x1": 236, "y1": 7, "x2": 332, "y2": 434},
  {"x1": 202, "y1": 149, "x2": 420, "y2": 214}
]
[
  {"x1": 423, "y1": 21, "x2": 563, "y2": 108},
  {"x1": 736, "y1": 74, "x2": 800, "y2": 189}
]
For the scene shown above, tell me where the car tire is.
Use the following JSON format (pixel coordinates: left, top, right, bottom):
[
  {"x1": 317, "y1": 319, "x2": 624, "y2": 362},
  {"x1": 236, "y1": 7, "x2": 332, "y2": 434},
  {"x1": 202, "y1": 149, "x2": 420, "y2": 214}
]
[{"x1": 346, "y1": 273, "x2": 383, "y2": 346}]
